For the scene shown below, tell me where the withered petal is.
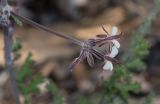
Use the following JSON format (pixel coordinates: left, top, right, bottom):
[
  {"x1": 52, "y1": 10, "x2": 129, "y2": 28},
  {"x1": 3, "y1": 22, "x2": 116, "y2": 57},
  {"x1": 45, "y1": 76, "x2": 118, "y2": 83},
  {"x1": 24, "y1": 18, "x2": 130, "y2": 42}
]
[
  {"x1": 69, "y1": 50, "x2": 86, "y2": 70},
  {"x1": 105, "y1": 35, "x2": 121, "y2": 40},
  {"x1": 86, "y1": 52, "x2": 94, "y2": 67},
  {"x1": 98, "y1": 41, "x2": 109, "y2": 47},
  {"x1": 69, "y1": 58, "x2": 81, "y2": 71},
  {"x1": 92, "y1": 52, "x2": 102, "y2": 60},
  {"x1": 105, "y1": 56, "x2": 120, "y2": 64}
]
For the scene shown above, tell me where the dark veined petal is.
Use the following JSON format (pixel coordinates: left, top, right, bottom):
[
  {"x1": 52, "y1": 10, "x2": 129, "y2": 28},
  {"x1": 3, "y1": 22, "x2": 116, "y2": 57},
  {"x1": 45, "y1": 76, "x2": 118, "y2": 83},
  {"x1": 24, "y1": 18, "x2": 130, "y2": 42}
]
[
  {"x1": 109, "y1": 43, "x2": 112, "y2": 53},
  {"x1": 95, "y1": 34, "x2": 121, "y2": 44},
  {"x1": 92, "y1": 52, "x2": 103, "y2": 60},
  {"x1": 105, "y1": 56, "x2": 120, "y2": 64},
  {"x1": 104, "y1": 34, "x2": 121, "y2": 40},
  {"x1": 91, "y1": 48, "x2": 104, "y2": 59},
  {"x1": 86, "y1": 52, "x2": 94, "y2": 67},
  {"x1": 98, "y1": 41, "x2": 109, "y2": 47}
]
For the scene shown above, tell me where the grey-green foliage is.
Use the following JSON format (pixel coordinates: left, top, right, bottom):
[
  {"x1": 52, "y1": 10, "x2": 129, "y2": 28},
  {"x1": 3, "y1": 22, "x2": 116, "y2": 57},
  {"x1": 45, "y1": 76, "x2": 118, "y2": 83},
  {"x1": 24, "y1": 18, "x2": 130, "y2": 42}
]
[
  {"x1": 17, "y1": 53, "x2": 44, "y2": 95},
  {"x1": 101, "y1": 0, "x2": 160, "y2": 103},
  {"x1": 143, "y1": 92, "x2": 154, "y2": 104},
  {"x1": 16, "y1": 52, "x2": 44, "y2": 104},
  {"x1": 11, "y1": 15, "x2": 23, "y2": 26},
  {"x1": 124, "y1": 0, "x2": 160, "y2": 72},
  {"x1": 78, "y1": 96, "x2": 91, "y2": 104},
  {"x1": 12, "y1": 38, "x2": 22, "y2": 60},
  {"x1": 102, "y1": 67, "x2": 140, "y2": 104},
  {"x1": 48, "y1": 83, "x2": 64, "y2": 104},
  {"x1": 12, "y1": 39, "x2": 63, "y2": 104}
]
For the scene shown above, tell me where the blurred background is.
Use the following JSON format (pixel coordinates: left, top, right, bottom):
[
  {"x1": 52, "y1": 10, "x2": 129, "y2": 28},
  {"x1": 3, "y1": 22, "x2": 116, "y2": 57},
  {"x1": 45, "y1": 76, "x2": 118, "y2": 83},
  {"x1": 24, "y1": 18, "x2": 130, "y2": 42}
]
[{"x1": 0, "y1": 0, "x2": 160, "y2": 104}]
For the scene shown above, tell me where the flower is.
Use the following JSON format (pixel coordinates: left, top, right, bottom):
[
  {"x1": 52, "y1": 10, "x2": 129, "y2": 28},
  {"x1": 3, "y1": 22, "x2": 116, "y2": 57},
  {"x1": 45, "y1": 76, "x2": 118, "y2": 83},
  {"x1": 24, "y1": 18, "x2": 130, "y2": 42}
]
[
  {"x1": 103, "y1": 26, "x2": 120, "y2": 71},
  {"x1": 69, "y1": 26, "x2": 121, "y2": 71},
  {"x1": 69, "y1": 40, "x2": 100, "y2": 71}
]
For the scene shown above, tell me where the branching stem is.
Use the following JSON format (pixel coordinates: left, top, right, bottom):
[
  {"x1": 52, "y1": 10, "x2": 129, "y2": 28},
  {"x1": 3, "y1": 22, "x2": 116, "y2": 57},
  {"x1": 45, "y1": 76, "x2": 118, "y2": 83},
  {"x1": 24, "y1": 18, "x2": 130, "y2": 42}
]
[{"x1": 3, "y1": 26, "x2": 20, "y2": 104}]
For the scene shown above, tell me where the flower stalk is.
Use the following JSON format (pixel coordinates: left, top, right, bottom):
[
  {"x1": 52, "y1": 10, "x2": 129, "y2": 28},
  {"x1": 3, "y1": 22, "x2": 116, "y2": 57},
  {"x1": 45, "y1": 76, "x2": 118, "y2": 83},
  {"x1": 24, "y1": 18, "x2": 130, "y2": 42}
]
[{"x1": 12, "y1": 12, "x2": 82, "y2": 46}]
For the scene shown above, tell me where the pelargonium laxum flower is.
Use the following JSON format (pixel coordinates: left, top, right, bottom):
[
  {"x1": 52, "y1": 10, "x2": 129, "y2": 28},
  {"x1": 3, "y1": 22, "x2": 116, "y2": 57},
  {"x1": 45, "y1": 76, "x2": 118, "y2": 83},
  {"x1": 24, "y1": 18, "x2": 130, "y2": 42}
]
[
  {"x1": 69, "y1": 26, "x2": 121, "y2": 71},
  {"x1": 103, "y1": 26, "x2": 120, "y2": 71}
]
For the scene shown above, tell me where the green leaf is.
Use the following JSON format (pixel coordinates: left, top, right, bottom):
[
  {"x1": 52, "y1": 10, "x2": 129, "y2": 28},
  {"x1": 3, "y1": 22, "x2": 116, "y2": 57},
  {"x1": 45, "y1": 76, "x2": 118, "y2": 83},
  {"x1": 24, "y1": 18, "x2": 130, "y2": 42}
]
[
  {"x1": 11, "y1": 15, "x2": 23, "y2": 26},
  {"x1": 48, "y1": 82, "x2": 58, "y2": 94},
  {"x1": 12, "y1": 39, "x2": 22, "y2": 52},
  {"x1": 78, "y1": 96, "x2": 91, "y2": 104},
  {"x1": 17, "y1": 53, "x2": 34, "y2": 83},
  {"x1": 12, "y1": 39, "x2": 22, "y2": 60},
  {"x1": 48, "y1": 82, "x2": 64, "y2": 104}
]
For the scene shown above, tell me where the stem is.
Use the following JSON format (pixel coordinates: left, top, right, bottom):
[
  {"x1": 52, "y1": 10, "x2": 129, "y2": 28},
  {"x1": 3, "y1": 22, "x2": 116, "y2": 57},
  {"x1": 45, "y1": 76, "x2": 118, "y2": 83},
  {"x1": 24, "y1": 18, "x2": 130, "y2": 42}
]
[
  {"x1": 15, "y1": 0, "x2": 22, "y2": 14},
  {"x1": 3, "y1": 26, "x2": 20, "y2": 104},
  {"x1": 12, "y1": 12, "x2": 82, "y2": 46},
  {"x1": 0, "y1": 0, "x2": 8, "y2": 6}
]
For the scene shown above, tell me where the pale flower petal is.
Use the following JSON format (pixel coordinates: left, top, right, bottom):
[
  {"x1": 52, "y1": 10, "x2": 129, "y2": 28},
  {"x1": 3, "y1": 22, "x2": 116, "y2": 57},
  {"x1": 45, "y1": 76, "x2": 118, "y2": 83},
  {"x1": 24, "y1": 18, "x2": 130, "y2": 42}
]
[
  {"x1": 111, "y1": 26, "x2": 120, "y2": 48},
  {"x1": 110, "y1": 46, "x2": 119, "y2": 58},
  {"x1": 102, "y1": 26, "x2": 120, "y2": 71},
  {"x1": 103, "y1": 61, "x2": 113, "y2": 71},
  {"x1": 112, "y1": 40, "x2": 120, "y2": 48},
  {"x1": 111, "y1": 26, "x2": 118, "y2": 36}
]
